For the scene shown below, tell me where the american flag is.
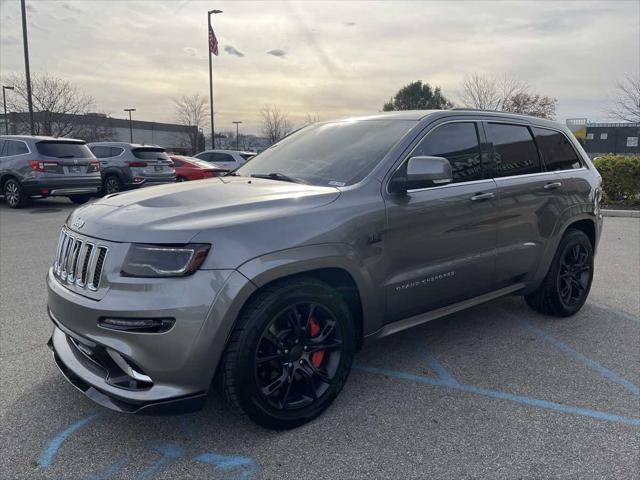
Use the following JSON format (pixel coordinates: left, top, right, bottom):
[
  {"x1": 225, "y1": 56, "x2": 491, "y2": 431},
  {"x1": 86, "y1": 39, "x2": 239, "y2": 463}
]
[{"x1": 209, "y1": 25, "x2": 219, "y2": 56}]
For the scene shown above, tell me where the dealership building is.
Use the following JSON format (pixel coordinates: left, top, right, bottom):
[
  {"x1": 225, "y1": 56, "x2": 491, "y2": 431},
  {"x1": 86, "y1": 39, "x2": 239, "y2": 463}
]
[
  {"x1": 0, "y1": 112, "x2": 198, "y2": 153},
  {"x1": 566, "y1": 118, "x2": 639, "y2": 157}
]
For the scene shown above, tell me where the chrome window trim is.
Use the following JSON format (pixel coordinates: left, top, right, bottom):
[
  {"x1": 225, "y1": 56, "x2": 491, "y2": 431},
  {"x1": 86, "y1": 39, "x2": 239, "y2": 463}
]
[
  {"x1": 385, "y1": 119, "x2": 484, "y2": 195},
  {"x1": 406, "y1": 178, "x2": 494, "y2": 194}
]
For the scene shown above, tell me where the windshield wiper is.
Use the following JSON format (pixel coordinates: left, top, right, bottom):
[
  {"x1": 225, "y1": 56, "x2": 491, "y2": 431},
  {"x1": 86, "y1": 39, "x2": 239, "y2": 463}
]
[{"x1": 250, "y1": 172, "x2": 305, "y2": 184}]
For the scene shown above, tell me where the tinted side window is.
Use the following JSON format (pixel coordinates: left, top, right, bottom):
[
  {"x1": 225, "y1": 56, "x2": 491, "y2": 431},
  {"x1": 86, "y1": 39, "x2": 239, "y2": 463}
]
[
  {"x1": 91, "y1": 146, "x2": 111, "y2": 158},
  {"x1": 7, "y1": 140, "x2": 29, "y2": 156},
  {"x1": 532, "y1": 128, "x2": 582, "y2": 171},
  {"x1": 412, "y1": 122, "x2": 482, "y2": 182},
  {"x1": 487, "y1": 123, "x2": 541, "y2": 177},
  {"x1": 0, "y1": 140, "x2": 6, "y2": 156},
  {"x1": 110, "y1": 147, "x2": 124, "y2": 157},
  {"x1": 211, "y1": 153, "x2": 235, "y2": 163},
  {"x1": 196, "y1": 152, "x2": 212, "y2": 161},
  {"x1": 172, "y1": 159, "x2": 183, "y2": 167}
]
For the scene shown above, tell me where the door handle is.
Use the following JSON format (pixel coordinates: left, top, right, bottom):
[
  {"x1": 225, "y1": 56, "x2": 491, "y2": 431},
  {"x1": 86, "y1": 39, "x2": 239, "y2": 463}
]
[
  {"x1": 544, "y1": 182, "x2": 562, "y2": 190},
  {"x1": 470, "y1": 192, "x2": 495, "y2": 201}
]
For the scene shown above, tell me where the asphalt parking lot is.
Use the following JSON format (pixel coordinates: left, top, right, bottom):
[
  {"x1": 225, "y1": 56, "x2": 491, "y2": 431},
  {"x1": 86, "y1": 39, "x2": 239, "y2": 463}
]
[{"x1": 0, "y1": 197, "x2": 638, "y2": 480}]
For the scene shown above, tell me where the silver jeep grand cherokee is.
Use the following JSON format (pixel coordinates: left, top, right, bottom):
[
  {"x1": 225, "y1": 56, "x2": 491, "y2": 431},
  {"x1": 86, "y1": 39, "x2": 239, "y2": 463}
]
[{"x1": 47, "y1": 110, "x2": 603, "y2": 429}]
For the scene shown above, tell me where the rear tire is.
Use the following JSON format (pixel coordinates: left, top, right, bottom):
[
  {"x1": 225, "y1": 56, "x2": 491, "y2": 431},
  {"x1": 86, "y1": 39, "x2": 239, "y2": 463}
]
[
  {"x1": 216, "y1": 277, "x2": 356, "y2": 430},
  {"x1": 3, "y1": 178, "x2": 29, "y2": 208},
  {"x1": 103, "y1": 175, "x2": 122, "y2": 195},
  {"x1": 176, "y1": 176, "x2": 188, "y2": 182},
  {"x1": 69, "y1": 194, "x2": 91, "y2": 205},
  {"x1": 525, "y1": 229, "x2": 593, "y2": 317}
]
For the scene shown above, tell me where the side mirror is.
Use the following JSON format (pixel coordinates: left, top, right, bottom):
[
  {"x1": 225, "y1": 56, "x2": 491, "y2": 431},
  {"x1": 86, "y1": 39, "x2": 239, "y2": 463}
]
[{"x1": 389, "y1": 156, "x2": 453, "y2": 193}]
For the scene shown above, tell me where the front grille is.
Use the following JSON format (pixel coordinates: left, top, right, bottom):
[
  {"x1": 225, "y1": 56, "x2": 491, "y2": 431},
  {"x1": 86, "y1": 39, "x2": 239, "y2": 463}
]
[{"x1": 54, "y1": 229, "x2": 108, "y2": 291}]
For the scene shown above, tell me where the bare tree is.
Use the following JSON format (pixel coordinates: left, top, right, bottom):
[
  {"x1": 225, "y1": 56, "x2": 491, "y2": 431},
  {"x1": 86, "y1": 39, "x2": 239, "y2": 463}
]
[
  {"x1": 2, "y1": 72, "x2": 96, "y2": 137},
  {"x1": 608, "y1": 73, "x2": 640, "y2": 123},
  {"x1": 174, "y1": 93, "x2": 208, "y2": 154},
  {"x1": 305, "y1": 113, "x2": 321, "y2": 124},
  {"x1": 504, "y1": 92, "x2": 557, "y2": 119},
  {"x1": 459, "y1": 73, "x2": 527, "y2": 111},
  {"x1": 261, "y1": 105, "x2": 292, "y2": 144}
]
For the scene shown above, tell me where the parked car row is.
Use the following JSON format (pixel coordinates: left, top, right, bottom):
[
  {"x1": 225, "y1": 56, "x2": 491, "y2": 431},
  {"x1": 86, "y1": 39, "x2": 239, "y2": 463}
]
[{"x1": 0, "y1": 135, "x2": 256, "y2": 208}]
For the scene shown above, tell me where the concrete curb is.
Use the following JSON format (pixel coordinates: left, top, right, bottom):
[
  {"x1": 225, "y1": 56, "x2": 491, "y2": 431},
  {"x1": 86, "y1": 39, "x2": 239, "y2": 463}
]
[{"x1": 601, "y1": 209, "x2": 640, "y2": 218}]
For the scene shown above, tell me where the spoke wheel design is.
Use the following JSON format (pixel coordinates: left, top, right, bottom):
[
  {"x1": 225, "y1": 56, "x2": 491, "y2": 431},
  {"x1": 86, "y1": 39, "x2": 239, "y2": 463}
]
[
  {"x1": 255, "y1": 302, "x2": 343, "y2": 411},
  {"x1": 5, "y1": 181, "x2": 20, "y2": 207},
  {"x1": 105, "y1": 177, "x2": 121, "y2": 194},
  {"x1": 557, "y1": 243, "x2": 591, "y2": 308}
]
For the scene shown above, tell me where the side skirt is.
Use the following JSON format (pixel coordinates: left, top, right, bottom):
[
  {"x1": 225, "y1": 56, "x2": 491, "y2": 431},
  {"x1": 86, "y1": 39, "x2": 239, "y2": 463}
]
[{"x1": 371, "y1": 283, "x2": 526, "y2": 339}]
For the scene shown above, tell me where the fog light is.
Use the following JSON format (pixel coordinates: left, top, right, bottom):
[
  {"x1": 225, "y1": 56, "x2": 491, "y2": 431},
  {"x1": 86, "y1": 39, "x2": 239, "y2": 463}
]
[
  {"x1": 99, "y1": 317, "x2": 175, "y2": 333},
  {"x1": 133, "y1": 177, "x2": 144, "y2": 183}
]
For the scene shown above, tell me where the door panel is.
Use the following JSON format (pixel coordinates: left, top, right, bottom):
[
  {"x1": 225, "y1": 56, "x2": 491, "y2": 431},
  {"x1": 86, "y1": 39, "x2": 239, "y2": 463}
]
[{"x1": 384, "y1": 179, "x2": 499, "y2": 323}]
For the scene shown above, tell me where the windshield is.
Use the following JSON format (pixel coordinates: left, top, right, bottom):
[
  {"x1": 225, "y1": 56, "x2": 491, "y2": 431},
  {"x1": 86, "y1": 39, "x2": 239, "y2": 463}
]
[{"x1": 236, "y1": 119, "x2": 416, "y2": 186}]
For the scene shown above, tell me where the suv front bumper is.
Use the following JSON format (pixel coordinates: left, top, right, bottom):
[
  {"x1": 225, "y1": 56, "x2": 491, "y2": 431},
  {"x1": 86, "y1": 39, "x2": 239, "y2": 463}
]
[{"x1": 46, "y1": 267, "x2": 255, "y2": 414}]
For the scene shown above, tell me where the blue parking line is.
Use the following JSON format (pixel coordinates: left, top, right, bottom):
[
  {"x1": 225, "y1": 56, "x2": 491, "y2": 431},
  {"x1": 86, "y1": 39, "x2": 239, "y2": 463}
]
[
  {"x1": 37, "y1": 413, "x2": 101, "y2": 468},
  {"x1": 589, "y1": 302, "x2": 640, "y2": 325},
  {"x1": 354, "y1": 364, "x2": 640, "y2": 427},
  {"x1": 136, "y1": 443, "x2": 185, "y2": 480},
  {"x1": 194, "y1": 452, "x2": 261, "y2": 480},
  {"x1": 513, "y1": 315, "x2": 640, "y2": 398},
  {"x1": 87, "y1": 457, "x2": 128, "y2": 480},
  {"x1": 420, "y1": 348, "x2": 459, "y2": 386}
]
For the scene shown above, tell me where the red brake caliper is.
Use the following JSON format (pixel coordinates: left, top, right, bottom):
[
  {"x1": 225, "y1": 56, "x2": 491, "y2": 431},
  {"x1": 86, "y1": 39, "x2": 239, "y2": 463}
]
[{"x1": 308, "y1": 316, "x2": 325, "y2": 368}]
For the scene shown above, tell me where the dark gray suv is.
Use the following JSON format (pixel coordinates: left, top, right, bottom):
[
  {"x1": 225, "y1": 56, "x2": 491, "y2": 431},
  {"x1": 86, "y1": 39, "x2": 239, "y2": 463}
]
[
  {"x1": 88, "y1": 142, "x2": 175, "y2": 194},
  {"x1": 0, "y1": 135, "x2": 102, "y2": 208},
  {"x1": 47, "y1": 110, "x2": 603, "y2": 429}
]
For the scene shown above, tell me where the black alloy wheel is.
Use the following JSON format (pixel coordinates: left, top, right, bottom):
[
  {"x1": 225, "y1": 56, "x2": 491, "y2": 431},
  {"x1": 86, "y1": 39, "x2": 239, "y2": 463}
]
[
  {"x1": 525, "y1": 229, "x2": 594, "y2": 317},
  {"x1": 255, "y1": 302, "x2": 343, "y2": 410},
  {"x1": 217, "y1": 277, "x2": 356, "y2": 430},
  {"x1": 557, "y1": 243, "x2": 591, "y2": 309}
]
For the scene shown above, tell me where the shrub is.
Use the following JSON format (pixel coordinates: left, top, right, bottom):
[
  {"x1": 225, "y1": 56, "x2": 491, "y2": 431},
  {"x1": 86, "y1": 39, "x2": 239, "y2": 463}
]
[{"x1": 593, "y1": 155, "x2": 640, "y2": 206}]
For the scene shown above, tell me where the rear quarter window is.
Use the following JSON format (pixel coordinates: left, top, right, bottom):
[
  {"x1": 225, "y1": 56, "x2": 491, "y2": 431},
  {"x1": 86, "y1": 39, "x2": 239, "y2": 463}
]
[
  {"x1": 37, "y1": 141, "x2": 93, "y2": 158},
  {"x1": 532, "y1": 128, "x2": 583, "y2": 171},
  {"x1": 6, "y1": 140, "x2": 29, "y2": 156}
]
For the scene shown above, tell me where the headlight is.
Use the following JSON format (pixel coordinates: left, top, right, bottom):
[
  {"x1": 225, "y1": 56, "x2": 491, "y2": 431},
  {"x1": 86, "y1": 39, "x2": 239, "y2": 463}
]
[{"x1": 121, "y1": 243, "x2": 210, "y2": 277}]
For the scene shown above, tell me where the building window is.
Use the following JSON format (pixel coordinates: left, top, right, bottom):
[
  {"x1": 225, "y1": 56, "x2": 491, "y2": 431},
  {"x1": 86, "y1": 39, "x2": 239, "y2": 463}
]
[
  {"x1": 585, "y1": 133, "x2": 594, "y2": 140},
  {"x1": 627, "y1": 137, "x2": 639, "y2": 148},
  {"x1": 600, "y1": 133, "x2": 608, "y2": 140}
]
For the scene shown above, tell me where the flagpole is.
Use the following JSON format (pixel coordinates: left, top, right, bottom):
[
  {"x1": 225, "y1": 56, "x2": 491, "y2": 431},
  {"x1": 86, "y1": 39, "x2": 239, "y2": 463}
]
[{"x1": 207, "y1": 9, "x2": 222, "y2": 150}]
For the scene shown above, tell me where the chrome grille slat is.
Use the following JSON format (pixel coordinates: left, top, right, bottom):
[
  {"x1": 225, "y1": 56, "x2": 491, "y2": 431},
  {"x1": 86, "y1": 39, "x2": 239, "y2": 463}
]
[{"x1": 52, "y1": 229, "x2": 108, "y2": 292}]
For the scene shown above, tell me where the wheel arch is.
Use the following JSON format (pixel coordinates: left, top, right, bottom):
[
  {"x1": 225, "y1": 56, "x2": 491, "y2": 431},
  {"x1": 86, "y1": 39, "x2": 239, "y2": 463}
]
[{"x1": 237, "y1": 244, "x2": 383, "y2": 350}]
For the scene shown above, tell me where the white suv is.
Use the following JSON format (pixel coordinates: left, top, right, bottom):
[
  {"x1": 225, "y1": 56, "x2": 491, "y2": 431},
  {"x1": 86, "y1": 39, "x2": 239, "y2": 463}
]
[{"x1": 194, "y1": 149, "x2": 255, "y2": 171}]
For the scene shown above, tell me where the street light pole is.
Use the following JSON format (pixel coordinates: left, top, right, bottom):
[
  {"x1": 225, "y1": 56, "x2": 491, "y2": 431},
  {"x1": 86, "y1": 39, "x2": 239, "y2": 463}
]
[
  {"x1": 2, "y1": 86, "x2": 14, "y2": 135},
  {"x1": 20, "y1": 0, "x2": 34, "y2": 135},
  {"x1": 208, "y1": 9, "x2": 222, "y2": 150},
  {"x1": 232, "y1": 121, "x2": 242, "y2": 151},
  {"x1": 124, "y1": 108, "x2": 136, "y2": 143}
]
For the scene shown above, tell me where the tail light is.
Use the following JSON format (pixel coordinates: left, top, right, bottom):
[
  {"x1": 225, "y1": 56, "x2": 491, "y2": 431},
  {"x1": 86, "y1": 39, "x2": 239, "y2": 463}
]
[
  {"x1": 87, "y1": 161, "x2": 100, "y2": 173},
  {"x1": 28, "y1": 160, "x2": 59, "y2": 172},
  {"x1": 128, "y1": 161, "x2": 148, "y2": 167}
]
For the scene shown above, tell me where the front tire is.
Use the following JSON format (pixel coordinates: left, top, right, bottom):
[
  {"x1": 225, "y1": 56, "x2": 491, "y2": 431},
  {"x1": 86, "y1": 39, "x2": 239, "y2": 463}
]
[
  {"x1": 525, "y1": 229, "x2": 594, "y2": 317},
  {"x1": 3, "y1": 178, "x2": 28, "y2": 208},
  {"x1": 176, "y1": 176, "x2": 188, "y2": 182},
  {"x1": 217, "y1": 277, "x2": 356, "y2": 430}
]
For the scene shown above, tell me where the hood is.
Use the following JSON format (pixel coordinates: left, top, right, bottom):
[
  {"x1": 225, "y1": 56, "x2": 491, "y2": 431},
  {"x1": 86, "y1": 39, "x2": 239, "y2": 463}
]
[{"x1": 66, "y1": 177, "x2": 341, "y2": 243}]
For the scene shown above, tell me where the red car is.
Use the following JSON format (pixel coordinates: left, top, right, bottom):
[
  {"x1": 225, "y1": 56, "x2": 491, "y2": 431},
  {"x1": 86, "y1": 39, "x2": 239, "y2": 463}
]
[{"x1": 169, "y1": 155, "x2": 229, "y2": 182}]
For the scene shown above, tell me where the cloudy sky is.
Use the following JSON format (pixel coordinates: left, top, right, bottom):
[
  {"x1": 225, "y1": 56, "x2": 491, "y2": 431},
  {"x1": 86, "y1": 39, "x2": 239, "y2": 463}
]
[{"x1": 1, "y1": 0, "x2": 638, "y2": 135}]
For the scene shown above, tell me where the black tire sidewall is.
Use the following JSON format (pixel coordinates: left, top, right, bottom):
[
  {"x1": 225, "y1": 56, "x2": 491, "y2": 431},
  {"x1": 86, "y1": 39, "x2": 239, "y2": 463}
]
[
  {"x1": 232, "y1": 281, "x2": 356, "y2": 429},
  {"x1": 4, "y1": 179, "x2": 25, "y2": 208},
  {"x1": 104, "y1": 175, "x2": 122, "y2": 194},
  {"x1": 550, "y1": 230, "x2": 594, "y2": 315}
]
